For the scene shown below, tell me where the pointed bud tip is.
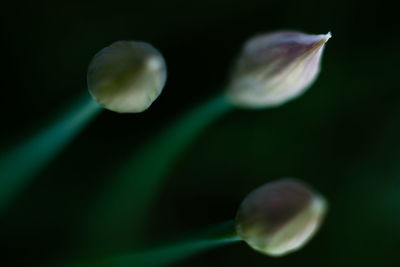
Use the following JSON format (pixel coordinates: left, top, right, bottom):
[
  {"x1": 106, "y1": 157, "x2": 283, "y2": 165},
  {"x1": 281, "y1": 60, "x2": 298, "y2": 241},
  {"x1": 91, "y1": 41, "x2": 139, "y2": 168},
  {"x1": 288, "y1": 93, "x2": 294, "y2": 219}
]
[
  {"x1": 226, "y1": 30, "x2": 331, "y2": 108},
  {"x1": 325, "y1": 31, "x2": 332, "y2": 40},
  {"x1": 320, "y1": 31, "x2": 332, "y2": 43}
]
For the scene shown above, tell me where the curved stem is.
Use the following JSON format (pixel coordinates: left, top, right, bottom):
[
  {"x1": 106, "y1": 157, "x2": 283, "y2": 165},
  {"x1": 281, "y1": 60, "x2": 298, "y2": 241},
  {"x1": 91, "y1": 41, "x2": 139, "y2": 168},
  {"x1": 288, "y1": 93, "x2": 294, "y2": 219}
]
[
  {"x1": 75, "y1": 220, "x2": 240, "y2": 267},
  {"x1": 85, "y1": 93, "x2": 234, "y2": 250},
  {"x1": 0, "y1": 93, "x2": 102, "y2": 213}
]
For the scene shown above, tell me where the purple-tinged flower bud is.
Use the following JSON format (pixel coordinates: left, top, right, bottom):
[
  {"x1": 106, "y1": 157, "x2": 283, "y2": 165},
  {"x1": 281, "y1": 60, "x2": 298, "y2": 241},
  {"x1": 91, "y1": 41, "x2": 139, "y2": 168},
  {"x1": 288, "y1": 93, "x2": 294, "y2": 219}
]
[
  {"x1": 235, "y1": 178, "x2": 327, "y2": 256},
  {"x1": 226, "y1": 31, "x2": 331, "y2": 108},
  {"x1": 87, "y1": 41, "x2": 167, "y2": 113}
]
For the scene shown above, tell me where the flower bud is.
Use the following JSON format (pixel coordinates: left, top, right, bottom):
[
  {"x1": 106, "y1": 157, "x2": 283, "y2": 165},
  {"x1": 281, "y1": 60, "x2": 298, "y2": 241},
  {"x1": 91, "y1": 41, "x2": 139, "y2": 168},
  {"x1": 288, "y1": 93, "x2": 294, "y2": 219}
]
[
  {"x1": 226, "y1": 31, "x2": 331, "y2": 108},
  {"x1": 87, "y1": 41, "x2": 167, "y2": 113},
  {"x1": 235, "y1": 179, "x2": 327, "y2": 256}
]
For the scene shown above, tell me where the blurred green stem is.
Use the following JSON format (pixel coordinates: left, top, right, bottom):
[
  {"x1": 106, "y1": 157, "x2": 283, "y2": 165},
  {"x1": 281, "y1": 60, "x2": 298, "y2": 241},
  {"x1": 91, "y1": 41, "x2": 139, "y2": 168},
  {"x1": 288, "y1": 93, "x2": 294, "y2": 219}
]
[
  {"x1": 86, "y1": 93, "x2": 233, "y2": 250},
  {"x1": 0, "y1": 93, "x2": 101, "y2": 213},
  {"x1": 77, "y1": 220, "x2": 240, "y2": 267}
]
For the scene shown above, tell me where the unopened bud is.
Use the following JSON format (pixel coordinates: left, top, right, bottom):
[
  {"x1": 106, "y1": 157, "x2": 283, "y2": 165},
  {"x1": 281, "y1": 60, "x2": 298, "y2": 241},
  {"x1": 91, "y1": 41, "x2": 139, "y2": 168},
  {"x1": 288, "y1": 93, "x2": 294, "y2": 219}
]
[
  {"x1": 235, "y1": 179, "x2": 327, "y2": 256},
  {"x1": 226, "y1": 31, "x2": 331, "y2": 108},
  {"x1": 87, "y1": 41, "x2": 167, "y2": 113}
]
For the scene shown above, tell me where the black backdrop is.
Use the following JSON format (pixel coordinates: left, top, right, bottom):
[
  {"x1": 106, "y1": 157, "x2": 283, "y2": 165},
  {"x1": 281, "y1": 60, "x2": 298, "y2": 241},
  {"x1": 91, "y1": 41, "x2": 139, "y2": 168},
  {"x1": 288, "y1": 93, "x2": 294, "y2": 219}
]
[{"x1": 1, "y1": 0, "x2": 400, "y2": 266}]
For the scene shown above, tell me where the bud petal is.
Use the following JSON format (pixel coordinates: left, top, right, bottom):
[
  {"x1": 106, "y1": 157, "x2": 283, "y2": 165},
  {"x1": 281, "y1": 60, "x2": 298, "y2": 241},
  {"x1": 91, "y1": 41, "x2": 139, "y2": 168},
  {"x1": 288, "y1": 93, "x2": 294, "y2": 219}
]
[
  {"x1": 235, "y1": 179, "x2": 327, "y2": 256},
  {"x1": 226, "y1": 31, "x2": 331, "y2": 108},
  {"x1": 87, "y1": 41, "x2": 167, "y2": 113}
]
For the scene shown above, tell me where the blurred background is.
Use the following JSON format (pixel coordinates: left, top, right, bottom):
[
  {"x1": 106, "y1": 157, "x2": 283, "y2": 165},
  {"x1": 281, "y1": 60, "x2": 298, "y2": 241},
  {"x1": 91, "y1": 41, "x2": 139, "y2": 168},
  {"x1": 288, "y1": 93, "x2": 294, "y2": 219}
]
[{"x1": 1, "y1": 0, "x2": 400, "y2": 266}]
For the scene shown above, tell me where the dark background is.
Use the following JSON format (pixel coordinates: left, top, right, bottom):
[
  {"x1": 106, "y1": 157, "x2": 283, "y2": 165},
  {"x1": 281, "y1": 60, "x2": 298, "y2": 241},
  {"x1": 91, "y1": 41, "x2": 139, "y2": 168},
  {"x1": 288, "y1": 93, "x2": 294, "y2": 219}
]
[{"x1": 1, "y1": 0, "x2": 400, "y2": 266}]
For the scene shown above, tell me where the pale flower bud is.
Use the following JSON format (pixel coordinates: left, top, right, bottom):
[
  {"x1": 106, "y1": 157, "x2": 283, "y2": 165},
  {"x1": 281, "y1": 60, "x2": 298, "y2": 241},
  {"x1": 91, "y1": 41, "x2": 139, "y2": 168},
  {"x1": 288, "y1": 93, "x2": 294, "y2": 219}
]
[
  {"x1": 87, "y1": 41, "x2": 167, "y2": 113},
  {"x1": 226, "y1": 31, "x2": 331, "y2": 108},
  {"x1": 235, "y1": 179, "x2": 327, "y2": 256}
]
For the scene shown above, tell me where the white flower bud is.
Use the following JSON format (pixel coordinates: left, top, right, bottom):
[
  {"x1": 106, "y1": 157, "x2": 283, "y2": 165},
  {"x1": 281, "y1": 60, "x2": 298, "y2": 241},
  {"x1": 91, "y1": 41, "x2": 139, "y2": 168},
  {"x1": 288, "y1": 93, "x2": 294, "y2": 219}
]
[
  {"x1": 226, "y1": 31, "x2": 331, "y2": 108},
  {"x1": 235, "y1": 179, "x2": 327, "y2": 256},
  {"x1": 87, "y1": 41, "x2": 167, "y2": 113}
]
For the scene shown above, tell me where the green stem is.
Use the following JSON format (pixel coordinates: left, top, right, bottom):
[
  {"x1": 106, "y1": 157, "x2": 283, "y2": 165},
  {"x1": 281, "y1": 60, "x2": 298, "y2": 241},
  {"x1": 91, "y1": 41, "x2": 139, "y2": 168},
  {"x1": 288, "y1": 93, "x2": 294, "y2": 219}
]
[
  {"x1": 76, "y1": 220, "x2": 240, "y2": 267},
  {"x1": 85, "y1": 93, "x2": 234, "y2": 250},
  {"x1": 0, "y1": 93, "x2": 101, "y2": 213}
]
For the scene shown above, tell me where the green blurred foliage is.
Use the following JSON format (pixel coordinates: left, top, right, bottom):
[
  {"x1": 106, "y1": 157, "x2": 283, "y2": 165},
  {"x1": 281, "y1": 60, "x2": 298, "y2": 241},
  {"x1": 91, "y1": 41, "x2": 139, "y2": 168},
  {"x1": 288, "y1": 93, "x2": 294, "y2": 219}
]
[{"x1": 1, "y1": 0, "x2": 400, "y2": 266}]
